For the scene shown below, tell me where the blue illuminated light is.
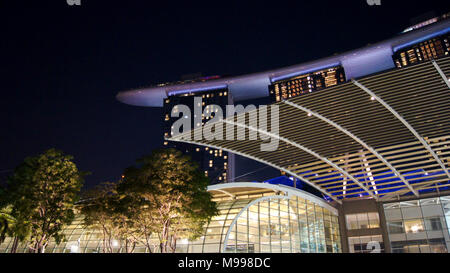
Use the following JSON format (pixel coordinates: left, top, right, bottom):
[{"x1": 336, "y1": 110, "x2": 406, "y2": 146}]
[
  {"x1": 260, "y1": 168, "x2": 449, "y2": 201},
  {"x1": 167, "y1": 84, "x2": 228, "y2": 96},
  {"x1": 270, "y1": 62, "x2": 341, "y2": 83}
]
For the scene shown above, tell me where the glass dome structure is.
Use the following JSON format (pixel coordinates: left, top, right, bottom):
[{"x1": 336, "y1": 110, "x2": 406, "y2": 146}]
[{"x1": 0, "y1": 182, "x2": 341, "y2": 253}]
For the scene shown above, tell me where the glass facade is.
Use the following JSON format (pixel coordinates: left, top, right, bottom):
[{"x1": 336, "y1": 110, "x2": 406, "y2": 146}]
[
  {"x1": 383, "y1": 195, "x2": 450, "y2": 253},
  {"x1": 219, "y1": 196, "x2": 341, "y2": 253},
  {"x1": 344, "y1": 210, "x2": 385, "y2": 253},
  {"x1": 346, "y1": 212, "x2": 380, "y2": 230},
  {"x1": 0, "y1": 216, "x2": 106, "y2": 253},
  {"x1": 0, "y1": 183, "x2": 341, "y2": 253}
]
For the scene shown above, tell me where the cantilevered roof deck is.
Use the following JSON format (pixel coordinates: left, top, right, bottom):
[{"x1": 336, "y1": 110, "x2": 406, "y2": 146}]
[{"x1": 169, "y1": 57, "x2": 450, "y2": 203}]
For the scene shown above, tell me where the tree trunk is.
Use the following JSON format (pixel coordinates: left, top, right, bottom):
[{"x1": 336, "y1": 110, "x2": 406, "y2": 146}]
[
  {"x1": 169, "y1": 235, "x2": 177, "y2": 253},
  {"x1": 36, "y1": 235, "x2": 47, "y2": 253},
  {"x1": 10, "y1": 237, "x2": 19, "y2": 253},
  {"x1": 39, "y1": 244, "x2": 46, "y2": 253}
]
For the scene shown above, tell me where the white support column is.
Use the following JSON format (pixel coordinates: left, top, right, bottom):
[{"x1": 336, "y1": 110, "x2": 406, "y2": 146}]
[
  {"x1": 352, "y1": 79, "x2": 450, "y2": 183},
  {"x1": 282, "y1": 100, "x2": 419, "y2": 197}
]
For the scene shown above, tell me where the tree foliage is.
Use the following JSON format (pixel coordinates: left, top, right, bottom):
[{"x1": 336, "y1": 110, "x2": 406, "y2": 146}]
[
  {"x1": 118, "y1": 148, "x2": 218, "y2": 253},
  {"x1": 4, "y1": 149, "x2": 86, "y2": 253},
  {"x1": 80, "y1": 182, "x2": 138, "y2": 253},
  {"x1": 0, "y1": 206, "x2": 15, "y2": 245}
]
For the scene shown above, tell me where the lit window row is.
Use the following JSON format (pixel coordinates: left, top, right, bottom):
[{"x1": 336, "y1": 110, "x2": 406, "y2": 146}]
[
  {"x1": 393, "y1": 34, "x2": 449, "y2": 68},
  {"x1": 345, "y1": 212, "x2": 380, "y2": 230},
  {"x1": 269, "y1": 66, "x2": 346, "y2": 102}
]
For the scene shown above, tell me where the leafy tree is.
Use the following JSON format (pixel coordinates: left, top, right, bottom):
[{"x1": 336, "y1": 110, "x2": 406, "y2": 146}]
[
  {"x1": 115, "y1": 189, "x2": 159, "y2": 252},
  {"x1": 0, "y1": 189, "x2": 30, "y2": 253},
  {"x1": 5, "y1": 149, "x2": 86, "y2": 253},
  {"x1": 0, "y1": 206, "x2": 15, "y2": 245},
  {"x1": 80, "y1": 182, "x2": 138, "y2": 253},
  {"x1": 119, "y1": 148, "x2": 218, "y2": 253}
]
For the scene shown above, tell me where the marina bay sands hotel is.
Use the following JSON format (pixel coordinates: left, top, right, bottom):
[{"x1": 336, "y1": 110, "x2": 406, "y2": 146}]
[{"x1": 115, "y1": 14, "x2": 450, "y2": 253}]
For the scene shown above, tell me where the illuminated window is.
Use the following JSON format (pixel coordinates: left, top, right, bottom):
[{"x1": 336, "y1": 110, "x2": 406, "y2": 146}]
[
  {"x1": 348, "y1": 235, "x2": 384, "y2": 253},
  {"x1": 392, "y1": 34, "x2": 449, "y2": 68},
  {"x1": 404, "y1": 219, "x2": 425, "y2": 233},
  {"x1": 346, "y1": 212, "x2": 379, "y2": 230},
  {"x1": 269, "y1": 66, "x2": 345, "y2": 102}
]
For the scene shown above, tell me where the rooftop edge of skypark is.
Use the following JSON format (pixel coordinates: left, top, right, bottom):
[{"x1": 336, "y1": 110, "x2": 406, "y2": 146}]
[{"x1": 116, "y1": 18, "x2": 450, "y2": 107}]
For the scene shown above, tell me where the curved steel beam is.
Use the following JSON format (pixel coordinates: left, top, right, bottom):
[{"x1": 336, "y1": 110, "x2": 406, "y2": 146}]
[
  {"x1": 352, "y1": 79, "x2": 450, "y2": 182},
  {"x1": 214, "y1": 189, "x2": 235, "y2": 199},
  {"x1": 282, "y1": 100, "x2": 419, "y2": 197},
  {"x1": 220, "y1": 119, "x2": 378, "y2": 199},
  {"x1": 167, "y1": 137, "x2": 342, "y2": 204},
  {"x1": 432, "y1": 59, "x2": 450, "y2": 89},
  {"x1": 209, "y1": 182, "x2": 339, "y2": 214}
]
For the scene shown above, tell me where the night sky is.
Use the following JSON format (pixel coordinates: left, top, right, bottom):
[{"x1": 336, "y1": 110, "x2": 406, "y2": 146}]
[{"x1": 1, "y1": 0, "x2": 448, "y2": 189}]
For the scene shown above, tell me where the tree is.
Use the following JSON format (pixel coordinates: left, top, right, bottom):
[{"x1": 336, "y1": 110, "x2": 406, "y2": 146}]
[
  {"x1": 0, "y1": 206, "x2": 15, "y2": 245},
  {"x1": 5, "y1": 149, "x2": 86, "y2": 253},
  {"x1": 0, "y1": 188, "x2": 30, "y2": 253},
  {"x1": 118, "y1": 148, "x2": 218, "y2": 253},
  {"x1": 80, "y1": 182, "x2": 139, "y2": 253}
]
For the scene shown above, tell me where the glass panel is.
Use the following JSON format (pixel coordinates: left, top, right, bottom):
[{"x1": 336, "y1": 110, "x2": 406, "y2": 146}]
[
  {"x1": 368, "y1": 212, "x2": 380, "y2": 228},
  {"x1": 404, "y1": 219, "x2": 425, "y2": 233},
  {"x1": 346, "y1": 214, "x2": 358, "y2": 230},
  {"x1": 424, "y1": 217, "x2": 442, "y2": 231},
  {"x1": 387, "y1": 221, "x2": 404, "y2": 234},
  {"x1": 357, "y1": 213, "x2": 370, "y2": 229}
]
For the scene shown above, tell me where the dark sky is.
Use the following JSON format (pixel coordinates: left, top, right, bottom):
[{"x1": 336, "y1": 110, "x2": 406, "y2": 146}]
[{"x1": 1, "y1": 0, "x2": 448, "y2": 189}]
